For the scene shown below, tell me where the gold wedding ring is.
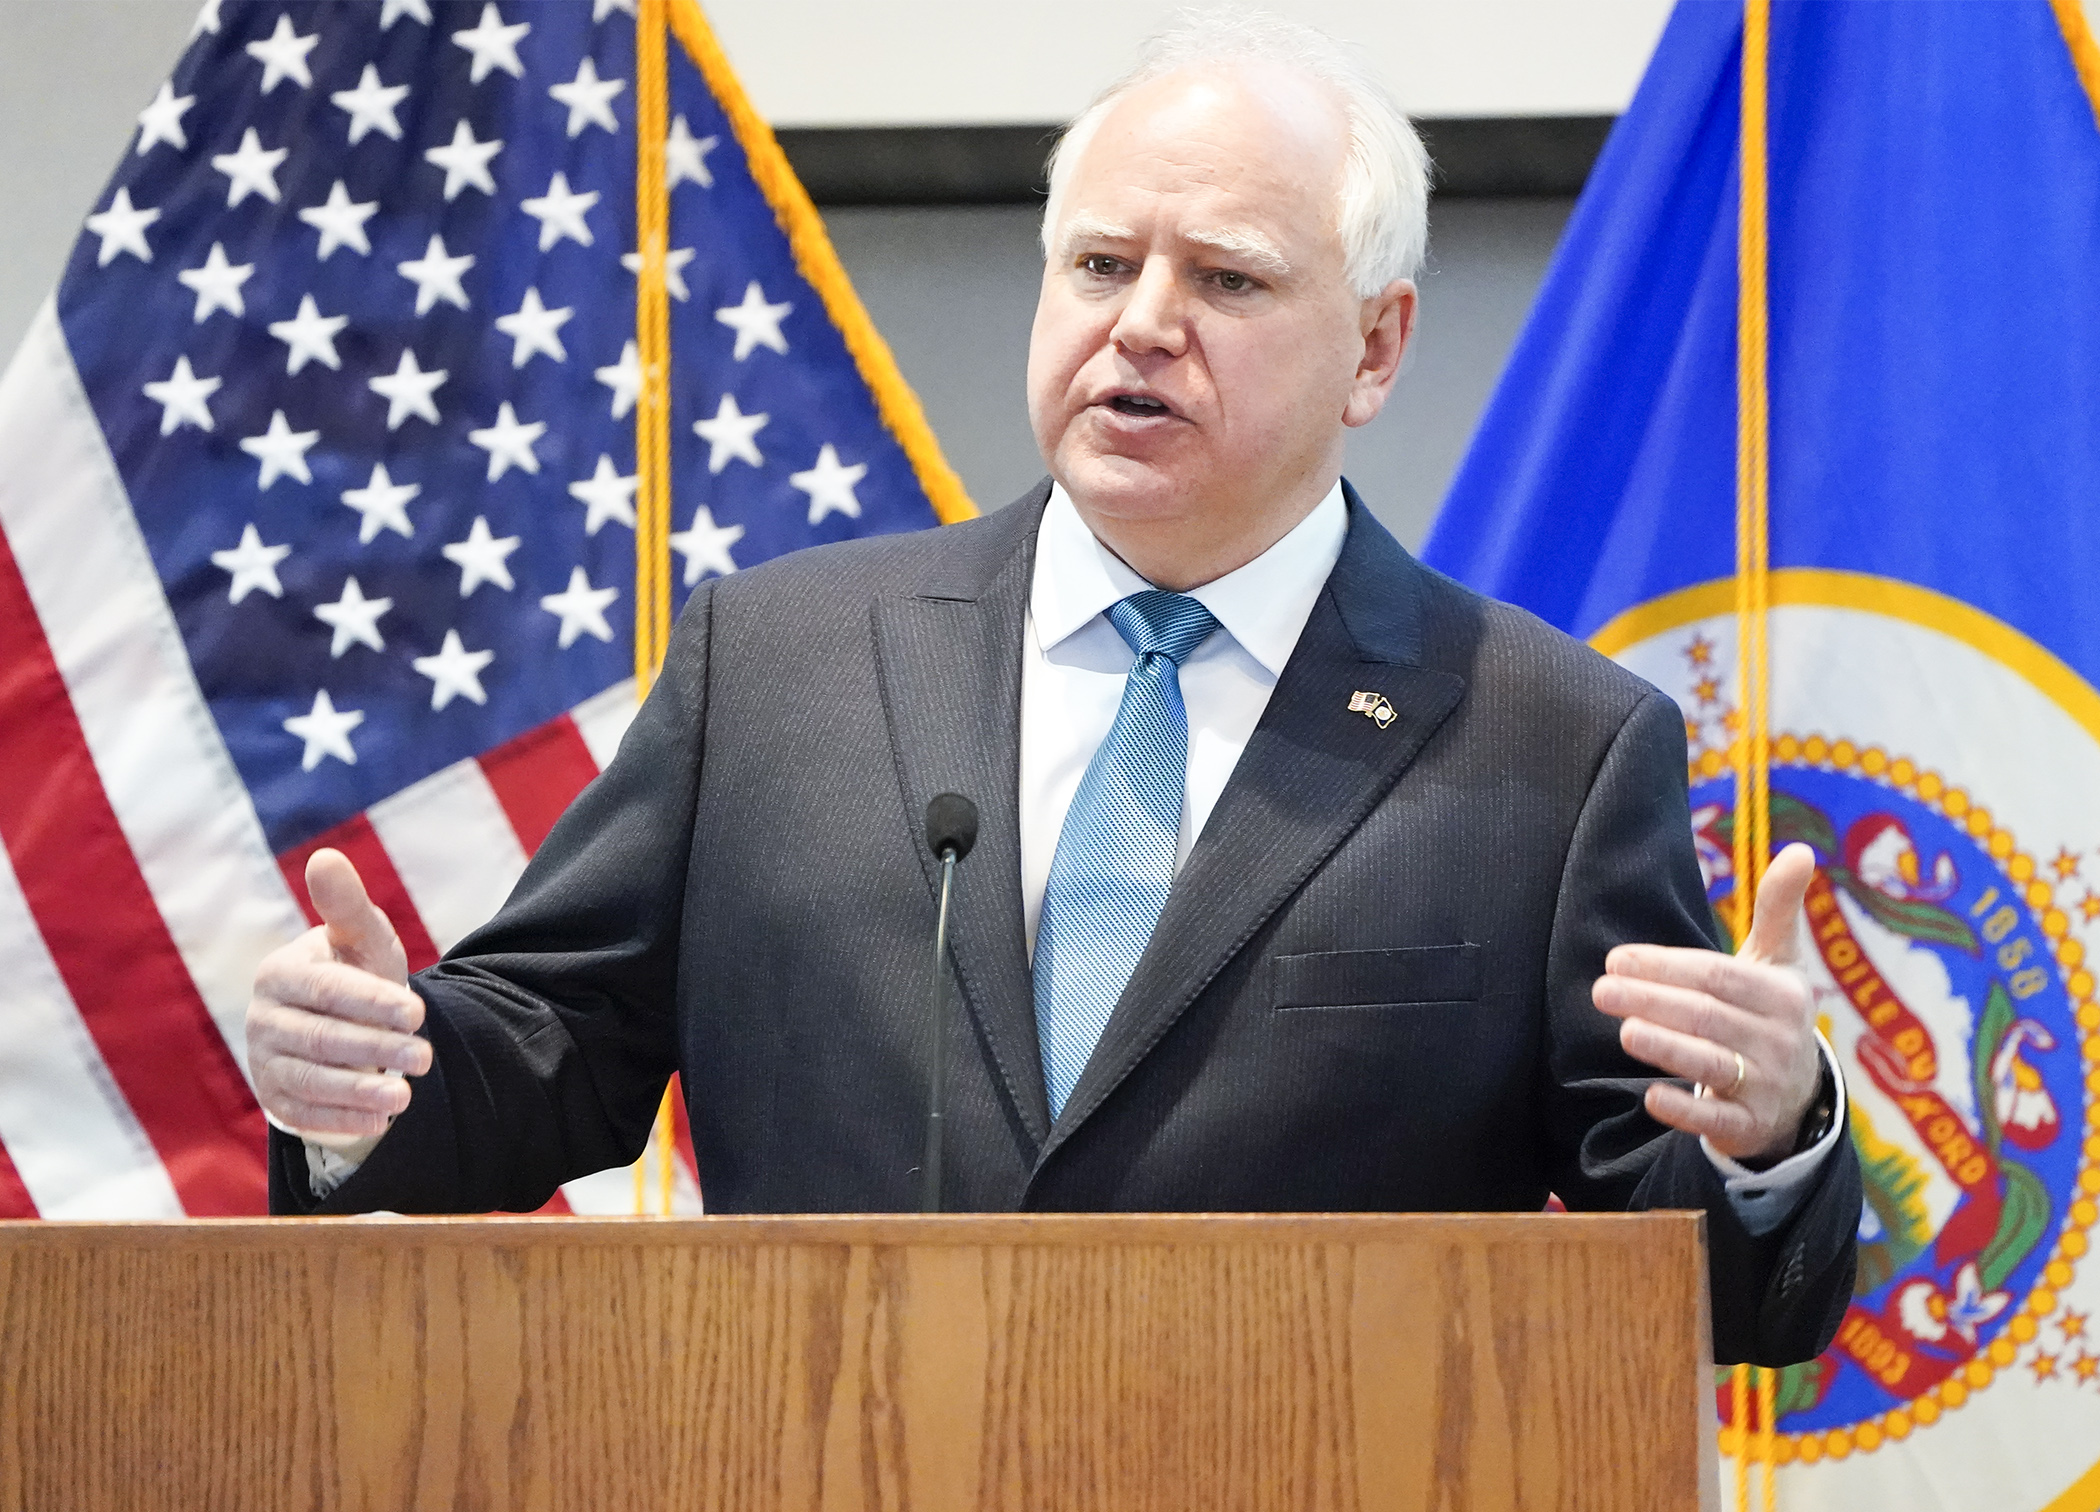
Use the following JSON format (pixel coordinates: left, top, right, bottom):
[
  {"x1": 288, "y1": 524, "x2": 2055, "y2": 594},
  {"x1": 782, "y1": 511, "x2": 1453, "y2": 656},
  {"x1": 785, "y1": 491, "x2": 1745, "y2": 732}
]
[{"x1": 1727, "y1": 1050, "x2": 1747, "y2": 1097}]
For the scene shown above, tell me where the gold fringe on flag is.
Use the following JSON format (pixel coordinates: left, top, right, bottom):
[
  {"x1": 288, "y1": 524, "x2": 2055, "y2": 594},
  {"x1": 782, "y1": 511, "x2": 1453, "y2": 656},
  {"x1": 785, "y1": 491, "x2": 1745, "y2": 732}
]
[
  {"x1": 2051, "y1": 0, "x2": 2100, "y2": 128},
  {"x1": 668, "y1": 0, "x2": 976, "y2": 525}
]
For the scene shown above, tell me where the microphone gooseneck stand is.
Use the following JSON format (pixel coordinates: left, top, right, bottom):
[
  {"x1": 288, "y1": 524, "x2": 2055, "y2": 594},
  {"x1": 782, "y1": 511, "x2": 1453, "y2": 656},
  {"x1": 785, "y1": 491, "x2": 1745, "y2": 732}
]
[{"x1": 921, "y1": 793, "x2": 978, "y2": 1213}]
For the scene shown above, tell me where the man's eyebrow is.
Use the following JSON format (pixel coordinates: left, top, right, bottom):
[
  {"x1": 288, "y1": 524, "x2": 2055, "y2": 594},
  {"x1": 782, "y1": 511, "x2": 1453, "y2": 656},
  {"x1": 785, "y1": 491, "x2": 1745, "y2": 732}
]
[
  {"x1": 1185, "y1": 226, "x2": 1291, "y2": 277},
  {"x1": 1055, "y1": 212, "x2": 1138, "y2": 261}
]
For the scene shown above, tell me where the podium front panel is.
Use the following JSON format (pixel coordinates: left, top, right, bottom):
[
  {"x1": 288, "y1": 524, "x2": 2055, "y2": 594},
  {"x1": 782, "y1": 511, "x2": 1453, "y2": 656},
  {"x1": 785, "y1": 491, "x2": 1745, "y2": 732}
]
[{"x1": 0, "y1": 1212, "x2": 1714, "y2": 1511}]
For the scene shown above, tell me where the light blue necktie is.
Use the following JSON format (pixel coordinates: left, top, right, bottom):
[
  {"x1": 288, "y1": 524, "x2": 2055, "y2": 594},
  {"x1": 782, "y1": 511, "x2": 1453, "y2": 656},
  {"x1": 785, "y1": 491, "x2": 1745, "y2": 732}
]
[{"x1": 1033, "y1": 590, "x2": 1220, "y2": 1119}]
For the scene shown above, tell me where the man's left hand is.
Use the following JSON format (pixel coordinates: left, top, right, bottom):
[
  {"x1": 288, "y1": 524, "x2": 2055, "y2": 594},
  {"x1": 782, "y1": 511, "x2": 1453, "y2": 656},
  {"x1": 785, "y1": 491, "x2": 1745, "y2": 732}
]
[{"x1": 1592, "y1": 841, "x2": 1823, "y2": 1164}]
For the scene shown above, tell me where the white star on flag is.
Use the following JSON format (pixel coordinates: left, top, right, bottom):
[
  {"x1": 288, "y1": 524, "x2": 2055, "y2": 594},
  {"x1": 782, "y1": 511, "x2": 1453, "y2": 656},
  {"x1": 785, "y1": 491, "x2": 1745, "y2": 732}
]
[
  {"x1": 468, "y1": 402, "x2": 546, "y2": 481},
  {"x1": 300, "y1": 181, "x2": 380, "y2": 259},
  {"x1": 442, "y1": 517, "x2": 521, "y2": 595},
  {"x1": 398, "y1": 233, "x2": 475, "y2": 314},
  {"x1": 596, "y1": 340, "x2": 641, "y2": 419},
  {"x1": 84, "y1": 188, "x2": 158, "y2": 266},
  {"x1": 694, "y1": 393, "x2": 768, "y2": 473},
  {"x1": 424, "y1": 119, "x2": 503, "y2": 200},
  {"x1": 521, "y1": 172, "x2": 599, "y2": 251},
  {"x1": 209, "y1": 524, "x2": 290, "y2": 603},
  {"x1": 381, "y1": 0, "x2": 433, "y2": 26},
  {"x1": 239, "y1": 410, "x2": 320, "y2": 490},
  {"x1": 621, "y1": 245, "x2": 695, "y2": 301},
  {"x1": 790, "y1": 444, "x2": 868, "y2": 525},
  {"x1": 670, "y1": 505, "x2": 744, "y2": 584},
  {"x1": 452, "y1": 3, "x2": 531, "y2": 83},
  {"x1": 567, "y1": 455, "x2": 637, "y2": 534},
  {"x1": 494, "y1": 287, "x2": 573, "y2": 366},
  {"x1": 665, "y1": 115, "x2": 719, "y2": 189},
  {"x1": 284, "y1": 690, "x2": 364, "y2": 771},
  {"x1": 550, "y1": 57, "x2": 625, "y2": 137},
  {"x1": 245, "y1": 14, "x2": 320, "y2": 93},
  {"x1": 176, "y1": 242, "x2": 252, "y2": 322},
  {"x1": 593, "y1": 0, "x2": 637, "y2": 19},
  {"x1": 715, "y1": 280, "x2": 793, "y2": 360},
  {"x1": 340, "y1": 463, "x2": 420, "y2": 543},
  {"x1": 210, "y1": 127, "x2": 288, "y2": 208},
  {"x1": 191, "y1": 0, "x2": 222, "y2": 38},
  {"x1": 413, "y1": 630, "x2": 496, "y2": 710},
  {"x1": 332, "y1": 65, "x2": 411, "y2": 144},
  {"x1": 367, "y1": 349, "x2": 448, "y2": 430},
  {"x1": 136, "y1": 83, "x2": 195, "y2": 155},
  {"x1": 314, "y1": 577, "x2": 393, "y2": 657},
  {"x1": 268, "y1": 294, "x2": 349, "y2": 375},
  {"x1": 141, "y1": 355, "x2": 221, "y2": 435},
  {"x1": 540, "y1": 566, "x2": 618, "y2": 648}
]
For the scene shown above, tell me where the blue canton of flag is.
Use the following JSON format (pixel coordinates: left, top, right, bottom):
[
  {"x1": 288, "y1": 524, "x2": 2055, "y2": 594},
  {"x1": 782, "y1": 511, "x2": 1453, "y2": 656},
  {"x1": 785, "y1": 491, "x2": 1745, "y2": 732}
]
[
  {"x1": 0, "y1": 0, "x2": 964, "y2": 1219},
  {"x1": 71, "y1": 0, "x2": 948, "y2": 852}
]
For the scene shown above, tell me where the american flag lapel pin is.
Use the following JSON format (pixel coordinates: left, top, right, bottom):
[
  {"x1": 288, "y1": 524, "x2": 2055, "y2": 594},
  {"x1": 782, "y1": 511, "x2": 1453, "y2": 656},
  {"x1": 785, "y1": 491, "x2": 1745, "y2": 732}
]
[{"x1": 1349, "y1": 690, "x2": 1397, "y2": 728}]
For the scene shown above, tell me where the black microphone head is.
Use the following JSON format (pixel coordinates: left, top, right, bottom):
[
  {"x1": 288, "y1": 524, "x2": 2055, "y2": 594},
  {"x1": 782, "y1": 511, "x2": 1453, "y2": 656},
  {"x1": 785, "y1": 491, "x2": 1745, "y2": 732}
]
[{"x1": 925, "y1": 793, "x2": 979, "y2": 862}]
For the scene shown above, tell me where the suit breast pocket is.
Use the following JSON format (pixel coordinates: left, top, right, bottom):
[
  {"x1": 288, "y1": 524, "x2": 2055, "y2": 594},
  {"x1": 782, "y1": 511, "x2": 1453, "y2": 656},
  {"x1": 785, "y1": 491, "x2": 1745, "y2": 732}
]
[{"x1": 1272, "y1": 944, "x2": 1483, "y2": 1011}]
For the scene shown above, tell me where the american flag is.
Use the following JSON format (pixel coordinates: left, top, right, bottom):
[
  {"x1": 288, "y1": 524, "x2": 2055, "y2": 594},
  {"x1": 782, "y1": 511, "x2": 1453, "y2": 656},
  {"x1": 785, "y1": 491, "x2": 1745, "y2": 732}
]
[{"x1": 0, "y1": 0, "x2": 967, "y2": 1218}]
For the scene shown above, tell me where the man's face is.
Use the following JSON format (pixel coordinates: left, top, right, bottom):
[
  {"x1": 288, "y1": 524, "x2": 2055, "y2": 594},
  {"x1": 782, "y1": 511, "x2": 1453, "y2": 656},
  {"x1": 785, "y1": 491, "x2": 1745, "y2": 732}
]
[{"x1": 1027, "y1": 63, "x2": 1406, "y2": 567}]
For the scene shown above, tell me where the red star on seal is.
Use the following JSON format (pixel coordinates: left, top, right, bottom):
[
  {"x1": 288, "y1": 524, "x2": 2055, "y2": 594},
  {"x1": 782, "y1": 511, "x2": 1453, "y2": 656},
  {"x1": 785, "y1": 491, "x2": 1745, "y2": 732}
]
[
  {"x1": 1684, "y1": 634, "x2": 1716, "y2": 669},
  {"x1": 2030, "y1": 1350, "x2": 2062, "y2": 1383},
  {"x1": 2061, "y1": 1308, "x2": 2090, "y2": 1342},
  {"x1": 2052, "y1": 848, "x2": 2082, "y2": 881}
]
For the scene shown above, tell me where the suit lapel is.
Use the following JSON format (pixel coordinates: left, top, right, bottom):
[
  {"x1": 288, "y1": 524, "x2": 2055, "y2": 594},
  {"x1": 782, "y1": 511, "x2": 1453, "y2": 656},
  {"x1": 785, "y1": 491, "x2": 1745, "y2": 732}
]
[
  {"x1": 874, "y1": 485, "x2": 1054, "y2": 1145},
  {"x1": 1039, "y1": 494, "x2": 1467, "y2": 1157}
]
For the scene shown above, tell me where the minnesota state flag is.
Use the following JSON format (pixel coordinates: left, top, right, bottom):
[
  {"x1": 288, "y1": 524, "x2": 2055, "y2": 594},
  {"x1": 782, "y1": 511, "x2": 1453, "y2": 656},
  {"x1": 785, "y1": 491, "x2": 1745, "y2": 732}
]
[{"x1": 1426, "y1": 2, "x2": 2100, "y2": 1506}]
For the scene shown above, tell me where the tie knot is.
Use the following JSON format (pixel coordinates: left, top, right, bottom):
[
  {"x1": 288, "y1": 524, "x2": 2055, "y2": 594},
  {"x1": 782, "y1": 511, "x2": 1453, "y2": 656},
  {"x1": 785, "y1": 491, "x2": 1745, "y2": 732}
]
[{"x1": 1106, "y1": 590, "x2": 1219, "y2": 666}]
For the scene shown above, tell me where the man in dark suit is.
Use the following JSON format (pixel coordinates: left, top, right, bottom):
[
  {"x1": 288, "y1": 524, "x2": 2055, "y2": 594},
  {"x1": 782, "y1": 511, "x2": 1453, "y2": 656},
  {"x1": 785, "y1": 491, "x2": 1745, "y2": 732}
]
[{"x1": 246, "y1": 15, "x2": 1858, "y2": 1367}]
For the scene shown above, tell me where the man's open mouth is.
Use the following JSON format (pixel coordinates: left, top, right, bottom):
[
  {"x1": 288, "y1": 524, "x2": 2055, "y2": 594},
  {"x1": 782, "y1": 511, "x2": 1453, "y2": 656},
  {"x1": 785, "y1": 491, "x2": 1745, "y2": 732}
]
[{"x1": 1104, "y1": 393, "x2": 1174, "y2": 417}]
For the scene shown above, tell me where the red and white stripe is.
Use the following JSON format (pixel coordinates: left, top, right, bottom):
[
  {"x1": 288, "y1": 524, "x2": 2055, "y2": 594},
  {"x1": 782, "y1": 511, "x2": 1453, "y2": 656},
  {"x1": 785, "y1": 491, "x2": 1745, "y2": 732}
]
[{"x1": 0, "y1": 302, "x2": 700, "y2": 1217}]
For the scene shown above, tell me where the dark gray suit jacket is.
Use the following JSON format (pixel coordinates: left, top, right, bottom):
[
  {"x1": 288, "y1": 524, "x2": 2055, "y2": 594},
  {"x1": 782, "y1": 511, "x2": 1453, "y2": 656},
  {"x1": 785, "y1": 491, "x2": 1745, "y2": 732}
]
[{"x1": 272, "y1": 481, "x2": 1860, "y2": 1366}]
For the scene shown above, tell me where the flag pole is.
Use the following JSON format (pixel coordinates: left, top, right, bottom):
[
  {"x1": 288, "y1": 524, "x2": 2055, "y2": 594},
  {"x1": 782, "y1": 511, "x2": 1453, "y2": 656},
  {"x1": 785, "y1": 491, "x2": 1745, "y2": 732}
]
[
  {"x1": 1733, "y1": 0, "x2": 1776, "y2": 1504},
  {"x1": 634, "y1": 0, "x2": 677, "y2": 1216},
  {"x1": 1733, "y1": 0, "x2": 1772, "y2": 954}
]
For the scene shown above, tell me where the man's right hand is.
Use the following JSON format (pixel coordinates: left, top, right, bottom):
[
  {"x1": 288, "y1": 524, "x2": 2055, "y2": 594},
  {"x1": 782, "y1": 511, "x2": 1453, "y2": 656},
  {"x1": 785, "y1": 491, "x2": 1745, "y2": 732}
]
[{"x1": 247, "y1": 848, "x2": 432, "y2": 1151}]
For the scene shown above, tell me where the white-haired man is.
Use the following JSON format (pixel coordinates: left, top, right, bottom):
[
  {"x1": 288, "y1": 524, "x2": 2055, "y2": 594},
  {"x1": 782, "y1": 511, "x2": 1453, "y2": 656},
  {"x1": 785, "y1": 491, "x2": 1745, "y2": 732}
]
[{"x1": 248, "y1": 14, "x2": 1858, "y2": 1366}]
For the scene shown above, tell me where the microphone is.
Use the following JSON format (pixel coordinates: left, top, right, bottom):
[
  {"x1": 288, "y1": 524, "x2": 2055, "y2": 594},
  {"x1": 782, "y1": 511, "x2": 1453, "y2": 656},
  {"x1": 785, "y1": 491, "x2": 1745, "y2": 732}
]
[{"x1": 921, "y1": 793, "x2": 978, "y2": 1212}]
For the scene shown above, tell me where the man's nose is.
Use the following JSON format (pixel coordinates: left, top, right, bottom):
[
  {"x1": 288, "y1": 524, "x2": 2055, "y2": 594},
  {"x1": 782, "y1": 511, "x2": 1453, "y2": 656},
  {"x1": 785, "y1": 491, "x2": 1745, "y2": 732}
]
[{"x1": 1109, "y1": 258, "x2": 1189, "y2": 359}]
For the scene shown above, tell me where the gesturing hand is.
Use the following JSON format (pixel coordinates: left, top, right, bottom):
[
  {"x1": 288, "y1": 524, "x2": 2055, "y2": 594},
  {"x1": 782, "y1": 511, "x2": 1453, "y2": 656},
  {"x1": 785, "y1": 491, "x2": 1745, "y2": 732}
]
[
  {"x1": 246, "y1": 848, "x2": 431, "y2": 1148},
  {"x1": 1592, "y1": 841, "x2": 1823, "y2": 1165}
]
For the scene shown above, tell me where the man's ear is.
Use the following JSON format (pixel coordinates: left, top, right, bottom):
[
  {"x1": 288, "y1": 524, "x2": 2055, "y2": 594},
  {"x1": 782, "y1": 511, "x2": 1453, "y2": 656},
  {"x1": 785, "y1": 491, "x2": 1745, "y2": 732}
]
[{"x1": 1343, "y1": 279, "x2": 1417, "y2": 429}]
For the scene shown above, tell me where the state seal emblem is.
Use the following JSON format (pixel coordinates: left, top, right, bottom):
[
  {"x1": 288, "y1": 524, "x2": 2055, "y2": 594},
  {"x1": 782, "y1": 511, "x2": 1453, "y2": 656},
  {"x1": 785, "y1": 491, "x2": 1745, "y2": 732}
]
[{"x1": 1597, "y1": 571, "x2": 2100, "y2": 1510}]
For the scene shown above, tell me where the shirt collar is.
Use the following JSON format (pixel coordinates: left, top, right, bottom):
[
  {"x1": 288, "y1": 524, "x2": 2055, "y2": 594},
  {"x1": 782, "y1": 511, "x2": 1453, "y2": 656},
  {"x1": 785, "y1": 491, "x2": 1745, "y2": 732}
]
[{"x1": 1031, "y1": 480, "x2": 1349, "y2": 678}]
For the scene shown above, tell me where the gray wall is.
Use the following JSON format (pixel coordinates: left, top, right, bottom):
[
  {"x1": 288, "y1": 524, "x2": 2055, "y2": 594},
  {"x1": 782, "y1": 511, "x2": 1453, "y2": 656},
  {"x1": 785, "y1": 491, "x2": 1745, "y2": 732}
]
[
  {"x1": 0, "y1": 2, "x2": 204, "y2": 358},
  {"x1": 0, "y1": 0, "x2": 1569, "y2": 549}
]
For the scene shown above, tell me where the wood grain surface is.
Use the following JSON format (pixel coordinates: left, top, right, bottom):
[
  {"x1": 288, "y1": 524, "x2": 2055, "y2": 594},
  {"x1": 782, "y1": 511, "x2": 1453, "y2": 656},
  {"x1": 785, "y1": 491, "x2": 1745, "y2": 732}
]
[{"x1": 0, "y1": 1213, "x2": 1715, "y2": 1512}]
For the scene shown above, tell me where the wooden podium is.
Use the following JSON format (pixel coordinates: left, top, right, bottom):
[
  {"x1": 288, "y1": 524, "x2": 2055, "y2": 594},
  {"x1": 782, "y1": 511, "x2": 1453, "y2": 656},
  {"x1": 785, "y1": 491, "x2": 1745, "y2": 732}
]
[{"x1": 0, "y1": 1213, "x2": 1716, "y2": 1510}]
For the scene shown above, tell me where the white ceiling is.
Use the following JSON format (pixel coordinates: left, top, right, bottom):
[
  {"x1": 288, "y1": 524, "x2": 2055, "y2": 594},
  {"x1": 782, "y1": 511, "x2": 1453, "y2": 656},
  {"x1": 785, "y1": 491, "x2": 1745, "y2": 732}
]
[{"x1": 703, "y1": 1, "x2": 1681, "y2": 126}]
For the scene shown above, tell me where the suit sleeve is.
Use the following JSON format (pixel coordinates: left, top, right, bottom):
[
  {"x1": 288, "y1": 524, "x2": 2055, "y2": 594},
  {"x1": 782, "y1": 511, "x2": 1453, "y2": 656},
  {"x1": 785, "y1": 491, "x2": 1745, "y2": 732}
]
[
  {"x1": 270, "y1": 584, "x2": 717, "y2": 1215},
  {"x1": 1538, "y1": 686, "x2": 1862, "y2": 1367}
]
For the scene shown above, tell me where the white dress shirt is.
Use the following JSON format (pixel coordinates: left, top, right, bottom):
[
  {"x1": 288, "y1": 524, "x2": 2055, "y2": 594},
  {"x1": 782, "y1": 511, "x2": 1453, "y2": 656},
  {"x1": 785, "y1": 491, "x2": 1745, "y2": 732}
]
[
  {"x1": 1020, "y1": 482, "x2": 1350, "y2": 954},
  {"x1": 315, "y1": 481, "x2": 1844, "y2": 1226}
]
